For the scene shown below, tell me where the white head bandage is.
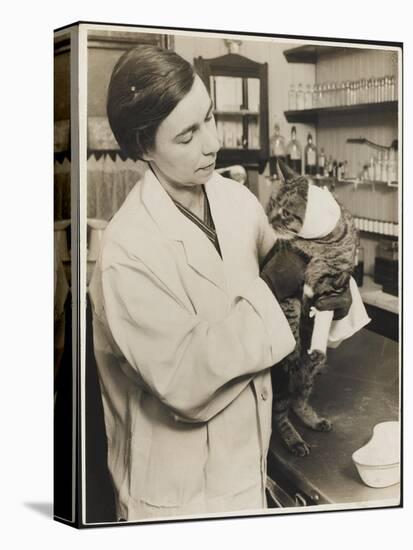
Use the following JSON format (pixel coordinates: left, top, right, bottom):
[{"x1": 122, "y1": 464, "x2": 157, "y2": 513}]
[{"x1": 298, "y1": 185, "x2": 341, "y2": 239}]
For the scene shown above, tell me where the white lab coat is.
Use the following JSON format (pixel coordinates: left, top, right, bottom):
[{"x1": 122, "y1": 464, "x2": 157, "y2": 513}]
[{"x1": 89, "y1": 168, "x2": 368, "y2": 521}]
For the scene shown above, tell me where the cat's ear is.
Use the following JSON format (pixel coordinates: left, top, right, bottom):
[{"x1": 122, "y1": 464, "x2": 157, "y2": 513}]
[
  {"x1": 276, "y1": 158, "x2": 300, "y2": 184},
  {"x1": 332, "y1": 272, "x2": 350, "y2": 290}
]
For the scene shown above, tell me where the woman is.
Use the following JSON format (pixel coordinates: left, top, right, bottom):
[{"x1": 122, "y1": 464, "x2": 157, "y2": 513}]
[{"x1": 89, "y1": 44, "x2": 361, "y2": 521}]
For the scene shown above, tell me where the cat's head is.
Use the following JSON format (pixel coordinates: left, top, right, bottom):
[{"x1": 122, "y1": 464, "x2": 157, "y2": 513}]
[{"x1": 266, "y1": 160, "x2": 309, "y2": 236}]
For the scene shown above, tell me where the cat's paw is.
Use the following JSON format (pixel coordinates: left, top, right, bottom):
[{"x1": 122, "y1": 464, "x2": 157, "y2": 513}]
[
  {"x1": 308, "y1": 350, "x2": 326, "y2": 364},
  {"x1": 314, "y1": 418, "x2": 332, "y2": 432},
  {"x1": 289, "y1": 441, "x2": 311, "y2": 457}
]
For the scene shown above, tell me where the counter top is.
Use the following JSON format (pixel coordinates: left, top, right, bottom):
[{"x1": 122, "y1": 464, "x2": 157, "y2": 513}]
[
  {"x1": 268, "y1": 328, "x2": 400, "y2": 507},
  {"x1": 359, "y1": 275, "x2": 399, "y2": 315}
]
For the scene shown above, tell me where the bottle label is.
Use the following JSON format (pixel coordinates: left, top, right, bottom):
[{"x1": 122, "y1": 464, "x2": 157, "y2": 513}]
[
  {"x1": 307, "y1": 150, "x2": 316, "y2": 165},
  {"x1": 319, "y1": 156, "x2": 325, "y2": 167},
  {"x1": 291, "y1": 146, "x2": 300, "y2": 160}
]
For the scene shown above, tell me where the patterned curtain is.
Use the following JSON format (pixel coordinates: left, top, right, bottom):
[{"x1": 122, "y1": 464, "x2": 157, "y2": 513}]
[{"x1": 87, "y1": 154, "x2": 146, "y2": 221}]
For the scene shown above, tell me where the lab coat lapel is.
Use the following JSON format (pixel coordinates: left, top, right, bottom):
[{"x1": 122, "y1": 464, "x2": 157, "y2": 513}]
[
  {"x1": 141, "y1": 169, "x2": 227, "y2": 293},
  {"x1": 205, "y1": 174, "x2": 241, "y2": 290}
]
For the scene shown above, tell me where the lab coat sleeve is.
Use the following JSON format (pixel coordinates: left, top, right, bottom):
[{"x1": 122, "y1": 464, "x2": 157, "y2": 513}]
[
  {"x1": 101, "y1": 259, "x2": 295, "y2": 423},
  {"x1": 254, "y1": 196, "x2": 277, "y2": 264}
]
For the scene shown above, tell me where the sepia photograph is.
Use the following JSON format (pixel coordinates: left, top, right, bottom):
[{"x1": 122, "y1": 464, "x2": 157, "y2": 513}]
[{"x1": 53, "y1": 21, "x2": 402, "y2": 528}]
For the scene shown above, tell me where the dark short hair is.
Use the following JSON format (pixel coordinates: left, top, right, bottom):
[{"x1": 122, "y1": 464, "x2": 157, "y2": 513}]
[{"x1": 107, "y1": 44, "x2": 195, "y2": 160}]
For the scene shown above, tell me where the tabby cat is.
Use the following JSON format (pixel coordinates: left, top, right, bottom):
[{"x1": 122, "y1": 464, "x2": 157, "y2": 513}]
[{"x1": 266, "y1": 160, "x2": 358, "y2": 456}]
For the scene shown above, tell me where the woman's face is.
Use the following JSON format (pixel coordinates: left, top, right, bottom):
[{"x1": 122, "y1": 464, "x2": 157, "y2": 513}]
[{"x1": 144, "y1": 75, "x2": 220, "y2": 189}]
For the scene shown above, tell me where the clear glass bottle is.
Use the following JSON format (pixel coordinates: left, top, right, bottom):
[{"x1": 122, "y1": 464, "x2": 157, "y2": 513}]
[
  {"x1": 304, "y1": 133, "x2": 318, "y2": 176},
  {"x1": 327, "y1": 155, "x2": 334, "y2": 177},
  {"x1": 330, "y1": 82, "x2": 337, "y2": 107},
  {"x1": 374, "y1": 152, "x2": 382, "y2": 181},
  {"x1": 325, "y1": 82, "x2": 331, "y2": 107},
  {"x1": 368, "y1": 156, "x2": 375, "y2": 181},
  {"x1": 288, "y1": 83, "x2": 297, "y2": 111},
  {"x1": 269, "y1": 123, "x2": 287, "y2": 177},
  {"x1": 384, "y1": 76, "x2": 390, "y2": 102},
  {"x1": 338, "y1": 81, "x2": 346, "y2": 106},
  {"x1": 296, "y1": 83, "x2": 305, "y2": 110},
  {"x1": 389, "y1": 75, "x2": 396, "y2": 101},
  {"x1": 378, "y1": 77, "x2": 384, "y2": 103},
  {"x1": 359, "y1": 79, "x2": 367, "y2": 103},
  {"x1": 388, "y1": 144, "x2": 397, "y2": 183},
  {"x1": 354, "y1": 81, "x2": 359, "y2": 104},
  {"x1": 312, "y1": 84, "x2": 319, "y2": 108},
  {"x1": 304, "y1": 83, "x2": 313, "y2": 109},
  {"x1": 381, "y1": 149, "x2": 389, "y2": 182},
  {"x1": 354, "y1": 246, "x2": 364, "y2": 287},
  {"x1": 344, "y1": 81, "x2": 350, "y2": 106},
  {"x1": 318, "y1": 147, "x2": 326, "y2": 177},
  {"x1": 367, "y1": 78, "x2": 373, "y2": 103},
  {"x1": 373, "y1": 78, "x2": 379, "y2": 102},
  {"x1": 287, "y1": 126, "x2": 302, "y2": 174},
  {"x1": 342, "y1": 160, "x2": 348, "y2": 179}
]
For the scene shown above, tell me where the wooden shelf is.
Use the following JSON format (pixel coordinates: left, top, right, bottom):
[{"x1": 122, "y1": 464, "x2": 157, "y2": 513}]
[
  {"x1": 284, "y1": 101, "x2": 398, "y2": 124},
  {"x1": 359, "y1": 230, "x2": 398, "y2": 240},
  {"x1": 283, "y1": 45, "x2": 350, "y2": 63}
]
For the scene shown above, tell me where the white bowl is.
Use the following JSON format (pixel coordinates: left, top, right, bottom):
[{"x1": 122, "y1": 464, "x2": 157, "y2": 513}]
[{"x1": 352, "y1": 421, "x2": 400, "y2": 488}]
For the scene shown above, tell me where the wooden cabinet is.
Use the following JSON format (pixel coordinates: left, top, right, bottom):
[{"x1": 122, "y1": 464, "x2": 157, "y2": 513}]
[{"x1": 194, "y1": 53, "x2": 269, "y2": 174}]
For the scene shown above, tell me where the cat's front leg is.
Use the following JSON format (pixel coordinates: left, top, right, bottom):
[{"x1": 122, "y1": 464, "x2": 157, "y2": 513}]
[
  {"x1": 292, "y1": 350, "x2": 332, "y2": 432},
  {"x1": 302, "y1": 258, "x2": 330, "y2": 300}
]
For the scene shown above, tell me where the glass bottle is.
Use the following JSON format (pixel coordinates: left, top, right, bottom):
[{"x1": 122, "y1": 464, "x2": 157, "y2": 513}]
[
  {"x1": 288, "y1": 83, "x2": 296, "y2": 111},
  {"x1": 312, "y1": 84, "x2": 319, "y2": 108},
  {"x1": 374, "y1": 152, "x2": 382, "y2": 181},
  {"x1": 304, "y1": 133, "x2": 318, "y2": 176},
  {"x1": 304, "y1": 83, "x2": 313, "y2": 110},
  {"x1": 286, "y1": 126, "x2": 302, "y2": 174},
  {"x1": 338, "y1": 81, "x2": 346, "y2": 106},
  {"x1": 342, "y1": 160, "x2": 348, "y2": 179},
  {"x1": 324, "y1": 82, "x2": 331, "y2": 107},
  {"x1": 373, "y1": 78, "x2": 379, "y2": 102},
  {"x1": 318, "y1": 147, "x2": 326, "y2": 177},
  {"x1": 359, "y1": 79, "x2": 366, "y2": 103},
  {"x1": 368, "y1": 156, "x2": 375, "y2": 181},
  {"x1": 388, "y1": 144, "x2": 397, "y2": 183},
  {"x1": 343, "y1": 81, "x2": 349, "y2": 106},
  {"x1": 296, "y1": 83, "x2": 305, "y2": 110},
  {"x1": 354, "y1": 246, "x2": 364, "y2": 287},
  {"x1": 354, "y1": 80, "x2": 360, "y2": 105},
  {"x1": 377, "y1": 77, "x2": 383, "y2": 103},
  {"x1": 384, "y1": 76, "x2": 390, "y2": 102},
  {"x1": 381, "y1": 149, "x2": 389, "y2": 182},
  {"x1": 269, "y1": 123, "x2": 287, "y2": 177},
  {"x1": 330, "y1": 82, "x2": 335, "y2": 107},
  {"x1": 327, "y1": 155, "x2": 334, "y2": 177},
  {"x1": 389, "y1": 75, "x2": 396, "y2": 101}
]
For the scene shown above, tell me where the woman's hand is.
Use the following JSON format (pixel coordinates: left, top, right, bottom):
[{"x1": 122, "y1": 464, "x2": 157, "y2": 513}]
[
  {"x1": 260, "y1": 245, "x2": 307, "y2": 302},
  {"x1": 315, "y1": 286, "x2": 352, "y2": 320}
]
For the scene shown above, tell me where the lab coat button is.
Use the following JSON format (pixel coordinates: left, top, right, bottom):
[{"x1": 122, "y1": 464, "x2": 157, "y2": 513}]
[{"x1": 260, "y1": 388, "x2": 268, "y2": 401}]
